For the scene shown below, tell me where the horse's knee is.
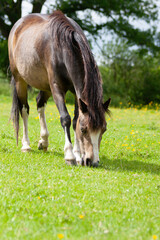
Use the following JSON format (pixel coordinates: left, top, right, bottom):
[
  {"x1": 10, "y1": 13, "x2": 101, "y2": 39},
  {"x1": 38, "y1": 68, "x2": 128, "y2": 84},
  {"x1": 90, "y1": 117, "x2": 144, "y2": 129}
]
[{"x1": 60, "y1": 114, "x2": 71, "y2": 129}]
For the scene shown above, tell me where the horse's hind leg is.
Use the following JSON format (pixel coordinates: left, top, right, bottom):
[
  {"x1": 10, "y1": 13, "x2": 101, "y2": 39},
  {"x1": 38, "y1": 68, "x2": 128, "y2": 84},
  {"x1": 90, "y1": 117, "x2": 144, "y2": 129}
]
[
  {"x1": 14, "y1": 77, "x2": 31, "y2": 152},
  {"x1": 36, "y1": 91, "x2": 51, "y2": 151}
]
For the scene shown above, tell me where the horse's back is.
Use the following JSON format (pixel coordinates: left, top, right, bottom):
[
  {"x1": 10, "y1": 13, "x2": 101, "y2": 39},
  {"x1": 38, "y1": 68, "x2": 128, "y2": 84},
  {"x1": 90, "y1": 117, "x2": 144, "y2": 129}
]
[
  {"x1": 8, "y1": 14, "x2": 51, "y2": 91},
  {"x1": 8, "y1": 12, "x2": 87, "y2": 92},
  {"x1": 9, "y1": 13, "x2": 49, "y2": 57}
]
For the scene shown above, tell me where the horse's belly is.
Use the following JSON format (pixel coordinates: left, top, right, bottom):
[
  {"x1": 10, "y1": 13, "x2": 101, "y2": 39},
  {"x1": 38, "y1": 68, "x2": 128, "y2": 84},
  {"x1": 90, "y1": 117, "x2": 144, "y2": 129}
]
[{"x1": 16, "y1": 56, "x2": 50, "y2": 91}]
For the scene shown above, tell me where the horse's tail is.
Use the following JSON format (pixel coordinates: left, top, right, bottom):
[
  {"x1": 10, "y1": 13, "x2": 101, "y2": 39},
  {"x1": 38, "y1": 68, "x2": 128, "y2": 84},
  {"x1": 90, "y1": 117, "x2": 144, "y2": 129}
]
[{"x1": 11, "y1": 76, "x2": 20, "y2": 145}]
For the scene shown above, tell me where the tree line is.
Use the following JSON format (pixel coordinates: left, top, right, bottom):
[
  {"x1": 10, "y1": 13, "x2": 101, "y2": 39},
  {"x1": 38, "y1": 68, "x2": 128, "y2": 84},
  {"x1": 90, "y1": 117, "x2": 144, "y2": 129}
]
[
  {"x1": 100, "y1": 39, "x2": 160, "y2": 106},
  {"x1": 0, "y1": 0, "x2": 160, "y2": 105}
]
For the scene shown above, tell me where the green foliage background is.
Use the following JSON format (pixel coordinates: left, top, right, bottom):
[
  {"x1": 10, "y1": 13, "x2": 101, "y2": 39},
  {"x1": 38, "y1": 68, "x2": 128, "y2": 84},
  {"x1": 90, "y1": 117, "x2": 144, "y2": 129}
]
[
  {"x1": 100, "y1": 40, "x2": 160, "y2": 106},
  {"x1": 0, "y1": 39, "x2": 8, "y2": 74}
]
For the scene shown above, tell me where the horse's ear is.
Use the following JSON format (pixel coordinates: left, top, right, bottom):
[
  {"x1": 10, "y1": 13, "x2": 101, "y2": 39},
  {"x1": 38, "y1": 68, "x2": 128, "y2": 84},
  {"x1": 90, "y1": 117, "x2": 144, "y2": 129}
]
[
  {"x1": 103, "y1": 98, "x2": 111, "y2": 112},
  {"x1": 79, "y1": 98, "x2": 88, "y2": 113}
]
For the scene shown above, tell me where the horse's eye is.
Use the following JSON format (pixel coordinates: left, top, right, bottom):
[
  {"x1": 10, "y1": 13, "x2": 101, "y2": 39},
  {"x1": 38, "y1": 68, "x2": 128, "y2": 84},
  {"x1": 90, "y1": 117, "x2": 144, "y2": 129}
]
[{"x1": 81, "y1": 127, "x2": 87, "y2": 134}]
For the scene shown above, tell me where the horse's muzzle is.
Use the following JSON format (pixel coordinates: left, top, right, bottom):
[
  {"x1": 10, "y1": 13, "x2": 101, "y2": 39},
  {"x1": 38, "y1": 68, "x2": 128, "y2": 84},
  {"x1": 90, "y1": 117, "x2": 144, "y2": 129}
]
[{"x1": 83, "y1": 158, "x2": 99, "y2": 167}]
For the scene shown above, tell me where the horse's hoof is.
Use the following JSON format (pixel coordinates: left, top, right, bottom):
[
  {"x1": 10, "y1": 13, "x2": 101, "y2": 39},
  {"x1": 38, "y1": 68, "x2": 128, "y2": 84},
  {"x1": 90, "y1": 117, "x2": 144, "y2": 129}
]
[
  {"x1": 43, "y1": 147, "x2": 48, "y2": 152},
  {"x1": 73, "y1": 151, "x2": 82, "y2": 164},
  {"x1": 76, "y1": 158, "x2": 84, "y2": 166},
  {"x1": 38, "y1": 143, "x2": 47, "y2": 151},
  {"x1": 65, "y1": 159, "x2": 77, "y2": 166},
  {"x1": 38, "y1": 143, "x2": 43, "y2": 150},
  {"x1": 76, "y1": 160, "x2": 82, "y2": 166},
  {"x1": 21, "y1": 146, "x2": 31, "y2": 152}
]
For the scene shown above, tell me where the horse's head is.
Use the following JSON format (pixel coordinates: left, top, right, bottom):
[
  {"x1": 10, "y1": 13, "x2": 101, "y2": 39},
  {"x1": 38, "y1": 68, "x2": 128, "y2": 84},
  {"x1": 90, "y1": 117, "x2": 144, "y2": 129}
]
[{"x1": 76, "y1": 98, "x2": 111, "y2": 167}]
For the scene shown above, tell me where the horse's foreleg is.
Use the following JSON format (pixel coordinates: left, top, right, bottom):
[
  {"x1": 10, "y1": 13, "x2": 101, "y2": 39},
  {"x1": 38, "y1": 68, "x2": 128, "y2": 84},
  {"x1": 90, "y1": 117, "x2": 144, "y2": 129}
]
[
  {"x1": 63, "y1": 118, "x2": 76, "y2": 165},
  {"x1": 50, "y1": 83, "x2": 76, "y2": 165},
  {"x1": 73, "y1": 98, "x2": 82, "y2": 165},
  {"x1": 73, "y1": 132, "x2": 82, "y2": 165},
  {"x1": 36, "y1": 91, "x2": 51, "y2": 151},
  {"x1": 37, "y1": 106, "x2": 49, "y2": 151}
]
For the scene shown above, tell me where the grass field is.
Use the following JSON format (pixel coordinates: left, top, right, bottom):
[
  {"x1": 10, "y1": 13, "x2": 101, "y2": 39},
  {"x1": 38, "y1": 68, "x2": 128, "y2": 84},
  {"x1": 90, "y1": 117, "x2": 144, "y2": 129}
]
[{"x1": 0, "y1": 94, "x2": 160, "y2": 240}]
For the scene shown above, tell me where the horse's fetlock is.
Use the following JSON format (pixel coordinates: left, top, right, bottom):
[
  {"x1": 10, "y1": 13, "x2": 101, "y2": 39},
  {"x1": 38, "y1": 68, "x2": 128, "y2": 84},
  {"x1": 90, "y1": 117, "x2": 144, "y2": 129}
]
[
  {"x1": 41, "y1": 130, "x2": 49, "y2": 138},
  {"x1": 38, "y1": 138, "x2": 49, "y2": 149},
  {"x1": 21, "y1": 139, "x2": 31, "y2": 152},
  {"x1": 64, "y1": 142, "x2": 73, "y2": 152}
]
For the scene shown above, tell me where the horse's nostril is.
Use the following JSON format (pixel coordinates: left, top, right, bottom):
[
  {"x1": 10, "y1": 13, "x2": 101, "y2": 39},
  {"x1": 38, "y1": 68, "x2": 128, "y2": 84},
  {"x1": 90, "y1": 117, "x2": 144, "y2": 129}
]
[
  {"x1": 92, "y1": 161, "x2": 99, "y2": 168},
  {"x1": 86, "y1": 158, "x2": 92, "y2": 166},
  {"x1": 81, "y1": 158, "x2": 84, "y2": 166}
]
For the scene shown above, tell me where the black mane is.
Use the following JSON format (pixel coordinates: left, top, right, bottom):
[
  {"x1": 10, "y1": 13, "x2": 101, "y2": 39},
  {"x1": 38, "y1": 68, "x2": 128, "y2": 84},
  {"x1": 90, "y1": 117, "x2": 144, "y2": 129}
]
[{"x1": 49, "y1": 11, "x2": 105, "y2": 129}]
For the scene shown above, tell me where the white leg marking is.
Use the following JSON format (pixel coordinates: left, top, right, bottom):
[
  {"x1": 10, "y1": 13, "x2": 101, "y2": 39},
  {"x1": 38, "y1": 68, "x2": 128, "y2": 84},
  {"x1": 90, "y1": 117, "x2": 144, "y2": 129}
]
[
  {"x1": 38, "y1": 105, "x2": 49, "y2": 150},
  {"x1": 90, "y1": 131, "x2": 101, "y2": 164},
  {"x1": 73, "y1": 131, "x2": 82, "y2": 164},
  {"x1": 21, "y1": 106, "x2": 31, "y2": 152},
  {"x1": 64, "y1": 127, "x2": 75, "y2": 161}
]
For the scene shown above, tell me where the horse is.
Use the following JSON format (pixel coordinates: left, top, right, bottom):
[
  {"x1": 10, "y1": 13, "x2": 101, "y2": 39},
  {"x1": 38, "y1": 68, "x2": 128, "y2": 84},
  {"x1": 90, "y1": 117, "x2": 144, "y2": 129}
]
[{"x1": 8, "y1": 10, "x2": 111, "y2": 167}]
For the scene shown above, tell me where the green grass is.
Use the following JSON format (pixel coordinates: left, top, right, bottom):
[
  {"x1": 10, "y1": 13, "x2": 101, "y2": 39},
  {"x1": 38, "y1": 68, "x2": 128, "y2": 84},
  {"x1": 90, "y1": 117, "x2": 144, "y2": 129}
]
[{"x1": 0, "y1": 95, "x2": 160, "y2": 240}]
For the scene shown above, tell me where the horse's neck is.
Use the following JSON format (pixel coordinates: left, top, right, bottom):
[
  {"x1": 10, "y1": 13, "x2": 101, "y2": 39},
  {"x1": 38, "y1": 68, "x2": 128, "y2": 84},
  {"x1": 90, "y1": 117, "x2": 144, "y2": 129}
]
[
  {"x1": 61, "y1": 54, "x2": 85, "y2": 99},
  {"x1": 72, "y1": 76, "x2": 84, "y2": 100}
]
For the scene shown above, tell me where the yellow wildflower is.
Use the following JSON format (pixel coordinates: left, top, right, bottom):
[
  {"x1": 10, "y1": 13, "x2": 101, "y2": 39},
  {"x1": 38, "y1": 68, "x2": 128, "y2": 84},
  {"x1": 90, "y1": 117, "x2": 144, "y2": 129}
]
[
  {"x1": 57, "y1": 234, "x2": 64, "y2": 239},
  {"x1": 79, "y1": 214, "x2": 85, "y2": 219},
  {"x1": 152, "y1": 235, "x2": 157, "y2": 240}
]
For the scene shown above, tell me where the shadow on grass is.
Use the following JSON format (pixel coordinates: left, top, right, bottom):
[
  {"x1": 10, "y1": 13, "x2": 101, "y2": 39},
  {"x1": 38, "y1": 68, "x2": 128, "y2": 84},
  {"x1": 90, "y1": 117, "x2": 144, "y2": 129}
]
[
  {"x1": 7, "y1": 145, "x2": 159, "y2": 175},
  {"x1": 100, "y1": 156, "x2": 160, "y2": 175},
  {"x1": 29, "y1": 149, "x2": 64, "y2": 158}
]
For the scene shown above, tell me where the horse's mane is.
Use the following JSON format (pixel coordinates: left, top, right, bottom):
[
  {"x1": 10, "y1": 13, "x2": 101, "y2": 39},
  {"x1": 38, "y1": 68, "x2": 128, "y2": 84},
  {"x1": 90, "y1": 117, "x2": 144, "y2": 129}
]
[{"x1": 49, "y1": 11, "x2": 105, "y2": 129}]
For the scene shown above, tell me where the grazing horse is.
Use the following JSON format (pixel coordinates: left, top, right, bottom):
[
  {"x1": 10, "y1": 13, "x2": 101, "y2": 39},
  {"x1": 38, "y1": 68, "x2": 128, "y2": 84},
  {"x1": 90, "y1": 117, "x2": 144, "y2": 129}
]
[{"x1": 8, "y1": 10, "x2": 111, "y2": 167}]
